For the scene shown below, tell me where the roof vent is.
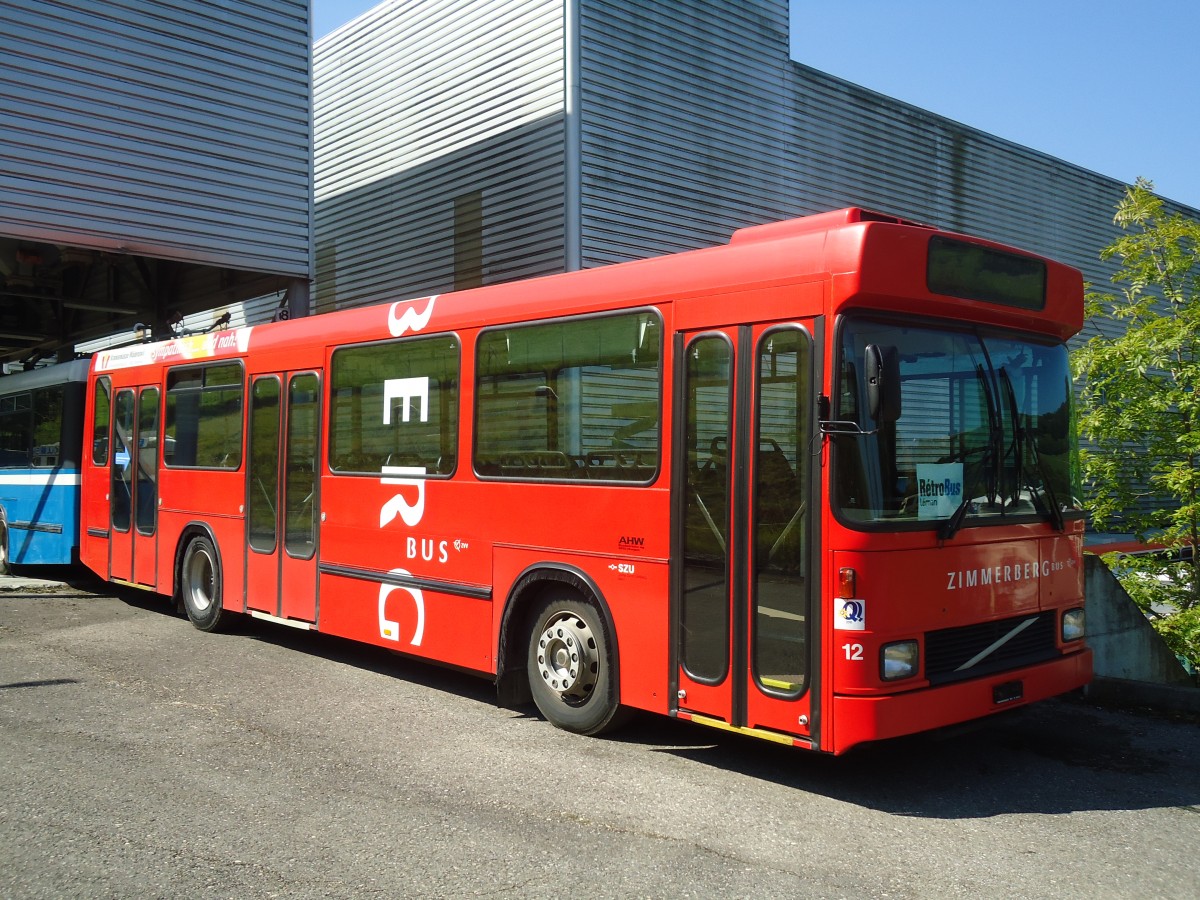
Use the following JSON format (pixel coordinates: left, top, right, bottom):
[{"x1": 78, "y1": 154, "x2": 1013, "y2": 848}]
[{"x1": 729, "y1": 207, "x2": 931, "y2": 245}]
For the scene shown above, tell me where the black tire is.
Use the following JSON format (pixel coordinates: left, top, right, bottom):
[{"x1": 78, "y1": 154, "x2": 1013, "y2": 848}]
[
  {"x1": 0, "y1": 513, "x2": 10, "y2": 576},
  {"x1": 527, "y1": 594, "x2": 625, "y2": 735},
  {"x1": 180, "y1": 535, "x2": 225, "y2": 632}
]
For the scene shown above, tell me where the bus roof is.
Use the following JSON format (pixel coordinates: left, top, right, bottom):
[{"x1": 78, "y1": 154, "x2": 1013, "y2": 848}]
[
  {"x1": 89, "y1": 208, "x2": 1084, "y2": 368},
  {"x1": 0, "y1": 358, "x2": 91, "y2": 393}
]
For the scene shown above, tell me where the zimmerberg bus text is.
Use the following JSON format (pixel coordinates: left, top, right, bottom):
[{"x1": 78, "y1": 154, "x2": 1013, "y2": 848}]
[{"x1": 946, "y1": 559, "x2": 1065, "y2": 591}]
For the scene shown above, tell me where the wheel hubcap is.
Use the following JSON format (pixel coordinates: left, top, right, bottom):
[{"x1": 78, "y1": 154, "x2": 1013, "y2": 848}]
[
  {"x1": 536, "y1": 613, "x2": 599, "y2": 703},
  {"x1": 187, "y1": 550, "x2": 214, "y2": 613}
]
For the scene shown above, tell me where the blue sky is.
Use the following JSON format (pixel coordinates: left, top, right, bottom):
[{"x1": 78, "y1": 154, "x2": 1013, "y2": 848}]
[{"x1": 312, "y1": 0, "x2": 1200, "y2": 211}]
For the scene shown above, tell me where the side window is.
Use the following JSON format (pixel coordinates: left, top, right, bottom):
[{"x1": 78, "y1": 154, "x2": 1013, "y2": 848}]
[
  {"x1": 753, "y1": 327, "x2": 812, "y2": 698},
  {"x1": 111, "y1": 389, "x2": 134, "y2": 532},
  {"x1": 247, "y1": 377, "x2": 281, "y2": 553},
  {"x1": 135, "y1": 388, "x2": 159, "y2": 536},
  {"x1": 285, "y1": 374, "x2": 320, "y2": 558},
  {"x1": 329, "y1": 335, "x2": 460, "y2": 476},
  {"x1": 474, "y1": 311, "x2": 662, "y2": 482},
  {"x1": 164, "y1": 363, "x2": 244, "y2": 469},
  {"x1": 31, "y1": 386, "x2": 65, "y2": 467},
  {"x1": 680, "y1": 334, "x2": 734, "y2": 683},
  {"x1": 0, "y1": 391, "x2": 32, "y2": 467},
  {"x1": 92, "y1": 378, "x2": 111, "y2": 466}
]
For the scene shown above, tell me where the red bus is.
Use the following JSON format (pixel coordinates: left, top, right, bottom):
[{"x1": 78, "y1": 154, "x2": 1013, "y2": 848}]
[{"x1": 78, "y1": 208, "x2": 1091, "y2": 754}]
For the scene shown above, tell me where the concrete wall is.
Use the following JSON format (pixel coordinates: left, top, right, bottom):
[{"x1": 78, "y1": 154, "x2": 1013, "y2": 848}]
[{"x1": 1084, "y1": 555, "x2": 1191, "y2": 685}]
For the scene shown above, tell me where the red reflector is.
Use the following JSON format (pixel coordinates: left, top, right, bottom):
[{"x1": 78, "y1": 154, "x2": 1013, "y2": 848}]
[{"x1": 838, "y1": 567, "x2": 857, "y2": 599}]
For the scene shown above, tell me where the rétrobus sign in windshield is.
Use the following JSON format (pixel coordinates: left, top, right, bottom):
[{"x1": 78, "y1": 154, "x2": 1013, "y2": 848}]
[{"x1": 917, "y1": 463, "x2": 964, "y2": 519}]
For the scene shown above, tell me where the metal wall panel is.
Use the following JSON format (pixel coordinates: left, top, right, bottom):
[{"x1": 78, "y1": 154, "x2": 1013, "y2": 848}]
[
  {"x1": 786, "y1": 61, "x2": 1138, "y2": 313},
  {"x1": 0, "y1": 0, "x2": 310, "y2": 276},
  {"x1": 785, "y1": 61, "x2": 1200, "y2": 522},
  {"x1": 579, "y1": 0, "x2": 805, "y2": 267},
  {"x1": 314, "y1": 0, "x2": 1192, "y2": 318},
  {"x1": 581, "y1": 1, "x2": 1200, "y2": 361},
  {"x1": 313, "y1": 0, "x2": 567, "y2": 310}
]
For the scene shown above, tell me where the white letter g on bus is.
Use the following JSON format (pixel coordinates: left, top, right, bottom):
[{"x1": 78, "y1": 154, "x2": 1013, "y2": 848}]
[{"x1": 378, "y1": 568, "x2": 425, "y2": 647}]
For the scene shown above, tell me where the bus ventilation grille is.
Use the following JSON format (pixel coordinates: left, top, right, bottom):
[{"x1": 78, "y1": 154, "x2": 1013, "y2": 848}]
[{"x1": 924, "y1": 612, "x2": 1058, "y2": 686}]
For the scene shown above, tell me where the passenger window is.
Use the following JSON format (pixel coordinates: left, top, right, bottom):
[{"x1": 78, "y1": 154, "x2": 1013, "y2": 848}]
[
  {"x1": 474, "y1": 311, "x2": 662, "y2": 482},
  {"x1": 164, "y1": 363, "x2": 244, "y2": 469},
  {"x1": 329, "y1": 335, "x2": 459, "y2": 476}
]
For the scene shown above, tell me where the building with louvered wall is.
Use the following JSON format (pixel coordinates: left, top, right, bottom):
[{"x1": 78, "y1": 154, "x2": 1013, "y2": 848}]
[
  {"x1": 0, "y1": 0, "x2": 310, "y2": 366},
  {"x1": 314, "y1": 0, "x2": 567, "y2": 311},
  {"x1": 313, "y1": 0, "x2": 1195, "y2": 338}
]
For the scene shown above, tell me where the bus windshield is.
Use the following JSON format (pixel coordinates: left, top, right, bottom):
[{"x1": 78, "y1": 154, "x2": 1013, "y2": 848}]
[{"x1": 834, "y1": 316, "x2": 1081, "y2": 531}]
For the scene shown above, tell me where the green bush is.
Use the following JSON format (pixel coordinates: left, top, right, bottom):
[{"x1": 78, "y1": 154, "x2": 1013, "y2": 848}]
[
  {"x1": 1153, "y1": 606, "x2": 1200, "y2": 675},
  {"x1": 1107, "y1": 553, "x2": 1200, "y2": 675}
]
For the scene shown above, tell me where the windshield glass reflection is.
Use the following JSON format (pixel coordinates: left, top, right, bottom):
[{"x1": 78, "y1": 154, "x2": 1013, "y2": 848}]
[{"x1": 833, "y1": 317, "x2": 1080, "y2": 530}]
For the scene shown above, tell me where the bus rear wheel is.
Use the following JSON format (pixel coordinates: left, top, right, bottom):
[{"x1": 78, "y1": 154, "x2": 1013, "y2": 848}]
[
  {"x1": 181, "y1": 535, "x2": 225, "y2": 632},
  {"x1": 527, "y1": 595, "x2": 624, "y2": 735},
  {"x1": 0, "y1": 515, "x2": 10, "y2": 575}
]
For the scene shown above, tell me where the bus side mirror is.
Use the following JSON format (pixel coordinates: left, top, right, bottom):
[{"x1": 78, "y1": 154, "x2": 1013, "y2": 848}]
[{"x1": 866, "y1": 344, "x2": 901, "y2": 424}]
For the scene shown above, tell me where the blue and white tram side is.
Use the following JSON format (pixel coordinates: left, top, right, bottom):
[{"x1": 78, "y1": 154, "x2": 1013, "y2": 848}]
[{"x1": 0, "y1": 359, "x2": 89, "y2": 571}]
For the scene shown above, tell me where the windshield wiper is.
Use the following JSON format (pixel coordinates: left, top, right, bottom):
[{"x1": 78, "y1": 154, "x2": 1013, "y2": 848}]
[
  {"x1": 1027, "y1": 431, "x2": 1066, "y2": 532},
  {"x1": 1000, "y1": 368, "x2": 1065, "y2": 532},
  {"x1": 939, "y1": 363, "x2": 1001, "y2": 541},
  {"x1": 998, "y1": 368, "x2": 1024, "y2": 509},
  {"x1": 937, "y1": 486, "x2": 974, "y2": 541}
]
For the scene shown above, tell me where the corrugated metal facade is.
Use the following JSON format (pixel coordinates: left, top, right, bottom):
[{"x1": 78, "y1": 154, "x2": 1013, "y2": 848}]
[
  {"x1": 578, "y1": 0, "x2": 804, "y2": 266},
  {"x1": 0, "y1": 0, "x2": 310, "y2": 277},
  {"x1": 311, "y1": 0, "x2": 1197, "y2": 342},
  {"x1": 785, "y1": 61, "x2": 1135, "y2": 335},
  {"x1": 313, "y1": 0, "x2": 567, "y2": 311}
]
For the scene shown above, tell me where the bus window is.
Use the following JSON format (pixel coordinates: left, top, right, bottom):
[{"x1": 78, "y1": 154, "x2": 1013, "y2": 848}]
[
  {"x1": 112, "y1": 390, "x2": 134, "y2": 533},
  {"x1": 32, "y1": 387, "x2": 66, "y2": 467},
  {"x1": 753, "y1": 327, "x2": 811, "y2": 696},
  {"x1": 474, "y1": 311, "x2": 662, "y2": 482},
  {"x1": 164, "y1": 363, "x2": 244, "y2": 469},
  {"x1": 135, "y1": 388, "x2": 159, "y2": 536},
  {"x1": 285, "y1": 373, "x2": 319, "y2": 558},
  {"x1": 247, "y1": 377, "x2": 281, "y2": 553},
  {"x1": 680, "y1": 334, "x2": 733, "y2": 683},
  {"x1": 834, "y1": 318, "x2": 1081, "y2": 529},
  {"x1": 329, "y1": 335, "x2": 459, "y2": 476},
  {"x1": 92, "y1": 378, "x2": 111, "y2": 465},
  {"x1": 0, "y1": 392, "x2": 33, "y2": 467}
]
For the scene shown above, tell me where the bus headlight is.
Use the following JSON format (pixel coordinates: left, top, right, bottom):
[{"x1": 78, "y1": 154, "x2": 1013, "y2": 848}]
[
  {"x1": 881, "y1": 640, "x2": 919, "y2": 681},
  {"x1": 1062, "y1": 608, "x2": 1086, "y2": 643}
]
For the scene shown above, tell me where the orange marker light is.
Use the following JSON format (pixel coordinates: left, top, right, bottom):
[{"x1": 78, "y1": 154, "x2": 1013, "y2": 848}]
[{"x1": 838, "y1": 567, "x2": 857, "y2": 599}]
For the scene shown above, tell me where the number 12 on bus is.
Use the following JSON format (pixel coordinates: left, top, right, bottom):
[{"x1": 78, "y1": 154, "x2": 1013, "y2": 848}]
[{"x1": 75, "y1": 208, "x2": 1091, "y2": 754}]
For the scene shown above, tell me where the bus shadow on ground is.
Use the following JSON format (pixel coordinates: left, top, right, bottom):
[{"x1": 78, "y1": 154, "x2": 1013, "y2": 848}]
[
  {"x1": 235, "y1": 609, "x2": 501, "y2": 706},
  {"x1": 96, "y1": 581, "x2": 502, "y2": 707},
  {"x1": 103, "y1": 583, "x2": 1199, "y2": 820},
  {"x1": 630, "y1": 699, "x2": 1200, "y2": 819}
]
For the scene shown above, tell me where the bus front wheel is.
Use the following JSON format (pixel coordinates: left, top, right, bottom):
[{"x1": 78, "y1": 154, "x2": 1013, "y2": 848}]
[
  {"x1": 527, "y1": 595, "x2": 624, "y2": 735},
  {"x1": 180, "y1": 535, "x2": 225, "y2": 632}
]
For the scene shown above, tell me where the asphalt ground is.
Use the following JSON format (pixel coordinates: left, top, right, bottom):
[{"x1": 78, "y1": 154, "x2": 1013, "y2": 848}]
[{"x1": 2, "y1": 569, "x2": 1199, "y2": 898}]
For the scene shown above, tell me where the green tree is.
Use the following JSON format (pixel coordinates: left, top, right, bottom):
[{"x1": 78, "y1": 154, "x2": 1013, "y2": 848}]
[{"x1": 1074, "y1": 178, "x2": 1200, "y2": 612}]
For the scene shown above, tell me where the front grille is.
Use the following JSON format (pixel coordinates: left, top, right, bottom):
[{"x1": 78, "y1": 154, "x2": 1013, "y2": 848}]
[{"x1": 924, "y1": 612, "x2": 1058, "y2": 685}]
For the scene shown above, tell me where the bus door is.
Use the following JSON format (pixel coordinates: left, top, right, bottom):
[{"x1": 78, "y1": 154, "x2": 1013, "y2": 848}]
[
  {"x1": 109, "y1": 385, "x2": 161, "y2": 586},
  {"x1": 245, "y1": 372, "x2": 320, "y2": 622},
  {"x1": 672, "y1": 321, "x2": 820, "y2": 743}
]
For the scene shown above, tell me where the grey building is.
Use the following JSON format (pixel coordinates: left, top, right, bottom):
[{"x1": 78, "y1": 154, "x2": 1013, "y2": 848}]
[
  {"x1": 0, "y1": 0, "x2": 312, "y2": 368},
  {"x1": 312, "y1": 0, "x2": 1195, "y2": 337}
]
